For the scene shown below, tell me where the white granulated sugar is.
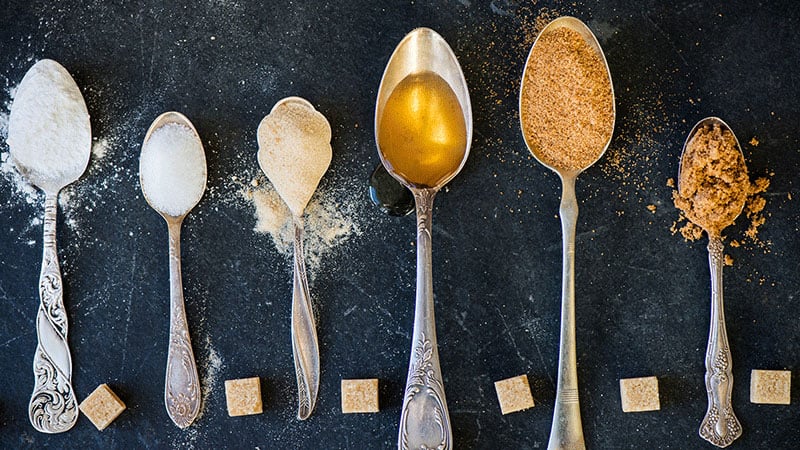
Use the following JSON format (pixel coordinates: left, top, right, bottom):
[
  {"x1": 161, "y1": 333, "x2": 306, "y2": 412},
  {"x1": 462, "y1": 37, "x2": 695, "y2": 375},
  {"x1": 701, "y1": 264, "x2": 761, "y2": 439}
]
[
  {"x1": 7, "y1": 59, "x2": 90, "y2": 186},
  {"x1": 139, "y1": 122, "x2": 206, "y2": 217}
]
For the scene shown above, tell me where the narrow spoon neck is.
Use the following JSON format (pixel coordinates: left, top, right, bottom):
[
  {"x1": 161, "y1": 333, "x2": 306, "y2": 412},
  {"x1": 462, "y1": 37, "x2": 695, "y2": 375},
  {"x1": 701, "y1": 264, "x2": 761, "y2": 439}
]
[{"x1": 412, "y1": 188, "x2": 437, "y2": 229}]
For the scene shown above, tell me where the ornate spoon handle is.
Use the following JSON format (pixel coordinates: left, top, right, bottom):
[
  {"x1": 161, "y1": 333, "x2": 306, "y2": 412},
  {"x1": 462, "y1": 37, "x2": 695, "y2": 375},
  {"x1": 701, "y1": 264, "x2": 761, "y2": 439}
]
[
  {"x1": 291, "y1": 217, "x2": 320, "y2": 420},
  {"x1": 164, "y1": 219, "x2": 200, "y2": 428},
  {"x1": 29, "y1": 193, "x2": 77, "y2": 434},
  {"x1": 548, "y1": 174, "x2": 585, "y2": 450},
  {"x1": 398, "y1": 188, "x2": 451, "y2": 450},
  {"x1": 699, "y1": 237, "x2": 742, "y2": 447}
]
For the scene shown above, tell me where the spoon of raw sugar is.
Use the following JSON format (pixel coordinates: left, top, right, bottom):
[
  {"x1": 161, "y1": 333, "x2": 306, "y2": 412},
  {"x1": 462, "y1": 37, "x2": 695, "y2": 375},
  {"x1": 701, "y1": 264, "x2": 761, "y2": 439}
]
[
  {"x1": 257, "y1": 96, "x2": 332, "y2": 420},
  {"x1": 677, "y1": 117, "x2": 746, "y2": 448},
  {"x1": 8, "y1": 58, "x2": 90, "y2": 434},
  {"x1": 519, "y1": 17, "x2": 615, "y2": 450},
  {"x1": 140, "y1": 111, "x2": 207, "y2": 429}
]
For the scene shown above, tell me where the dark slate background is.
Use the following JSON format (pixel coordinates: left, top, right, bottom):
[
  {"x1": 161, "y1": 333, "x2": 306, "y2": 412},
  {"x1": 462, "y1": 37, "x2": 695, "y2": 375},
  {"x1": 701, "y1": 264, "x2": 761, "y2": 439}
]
[{"x1": 1, "y1": 1, "x2": 799, "y2": 448}]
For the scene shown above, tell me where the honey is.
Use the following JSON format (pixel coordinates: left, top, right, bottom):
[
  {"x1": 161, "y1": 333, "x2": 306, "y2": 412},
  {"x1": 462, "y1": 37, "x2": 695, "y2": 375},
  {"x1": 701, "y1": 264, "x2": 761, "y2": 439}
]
[{"x1": 378, "y1": 71, "x2": 467, "y2": 188}]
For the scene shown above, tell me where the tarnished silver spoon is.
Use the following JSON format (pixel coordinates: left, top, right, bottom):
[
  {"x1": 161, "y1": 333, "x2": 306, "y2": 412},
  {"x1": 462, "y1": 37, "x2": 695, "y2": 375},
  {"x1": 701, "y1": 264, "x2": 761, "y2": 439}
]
[
  {"x1": 677, "y1": 117, "x2": 746, "y2": 448},
  {"x1": 8, "y1": 59, "x2": 91, "y2": 434},
  {"x1": 376, "y1": 28, "x2": 472, "y2": 450},
  {"x1": 140, "y1": 112, "x2": 207, "y2": 428},
  {"x1": 257, "y1": 96, "x2": 332, "y2": 420},
  {"x1": 519, "y1": 17, "x2": 615, "y2": 450}
]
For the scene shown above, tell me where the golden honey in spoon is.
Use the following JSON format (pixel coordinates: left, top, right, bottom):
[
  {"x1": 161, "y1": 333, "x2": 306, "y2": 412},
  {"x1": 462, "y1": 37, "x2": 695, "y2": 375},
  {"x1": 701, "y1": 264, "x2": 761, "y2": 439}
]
[{"x1": 377, "y1": 71, "x2": 467, "y2": 188}]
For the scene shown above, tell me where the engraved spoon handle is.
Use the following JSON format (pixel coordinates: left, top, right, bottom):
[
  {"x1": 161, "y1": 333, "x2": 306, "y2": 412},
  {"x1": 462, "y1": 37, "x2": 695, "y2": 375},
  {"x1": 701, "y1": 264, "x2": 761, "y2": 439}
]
[
  {"x1": 548, "y1": 174, "x2": 585, "y2": 450},
  {"x1": 699, "y1": 237, "x2": 742, "y2": 447},
  {"x1": 28, "y1": 193, "x2": 77, "y2": 434},
  {"x1": 164, "y1": 219, "x2": 200, "y2": 428},
  {"x1": 398, "y1": 188, "x2": 451, "y2": 450},
  {"x1": 291, "y1": 216, "x2": 320, "y2": 420}
]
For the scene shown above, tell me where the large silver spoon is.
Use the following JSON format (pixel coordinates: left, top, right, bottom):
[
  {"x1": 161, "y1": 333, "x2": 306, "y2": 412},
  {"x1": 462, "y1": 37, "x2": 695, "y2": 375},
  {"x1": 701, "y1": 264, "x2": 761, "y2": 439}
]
[
  {"x1": 376, "y1": 28, "x2": 472, "y2": 450},
  {"x1": 140, "y1": 112, "x2": 207, "y2": 428},
  {"x1": 7, "y1": 59, "x2": 90, "y2": 434},
  {"x1": 678, "y1": 117, "x2": 745, "y2": 448},
  {"x1": 257, "y1": 96, "x2": 332, "y2": 420},
  {"x1": 519, "y1": 17, "x2": 615, "y2": 450}
]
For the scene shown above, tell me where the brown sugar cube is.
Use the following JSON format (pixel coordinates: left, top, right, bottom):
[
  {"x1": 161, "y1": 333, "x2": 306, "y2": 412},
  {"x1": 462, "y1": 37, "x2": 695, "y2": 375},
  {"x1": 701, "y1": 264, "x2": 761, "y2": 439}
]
[
  {"x1": 494, "y1": 374, "x2": 535, "y2": 414},
  {"x1": 620, "y1": 376, "x2": 660, "y2": 412},
  {"x1": 341, "y1": 379, "x2": 379, "y2": 413},
  {"x1": 225, "y1": 377, "x2": 263, "y2": 416},
  {"x1": 750, "y1": 370, "x2": 791, "y2": 404},
  {"x1": 78, "y1": 384, "x2": 126, "y2": 431}
]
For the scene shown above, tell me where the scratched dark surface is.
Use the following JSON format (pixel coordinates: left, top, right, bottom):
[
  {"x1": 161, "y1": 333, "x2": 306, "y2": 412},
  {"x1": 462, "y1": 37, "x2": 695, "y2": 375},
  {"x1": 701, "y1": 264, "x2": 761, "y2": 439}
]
[{"x1": 1, "y1": 1, "x2": 799, "y2": 448}]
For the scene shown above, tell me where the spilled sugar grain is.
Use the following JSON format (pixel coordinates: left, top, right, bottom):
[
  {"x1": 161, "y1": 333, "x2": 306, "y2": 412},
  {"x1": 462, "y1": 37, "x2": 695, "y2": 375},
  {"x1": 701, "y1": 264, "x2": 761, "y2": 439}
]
[
  {"x1": 240, "y1": 175, "x2": 361, "y2": 278},
  {"x1": 198, "y1": 335, "x2": 224, "y2": 420}
]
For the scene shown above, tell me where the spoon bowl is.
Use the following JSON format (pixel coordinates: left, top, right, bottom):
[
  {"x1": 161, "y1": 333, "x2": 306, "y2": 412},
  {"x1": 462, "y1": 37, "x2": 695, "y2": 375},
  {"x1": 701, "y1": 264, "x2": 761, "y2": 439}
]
[
  {"x1": 519, "y1": 16, "x2": 615, "y2": 177},
  {"x1": 376, "y1": 27, "x2": 472, "y2": 190},
  {"x1": 376, "y1": 27, "x2": 471, "y2": 450},
  {"x1": 140, "y1": 111, "x2": 207, "y2": 221},
  {"x1": 678, "y1": 117, "x2": 747, "y2": 233}
]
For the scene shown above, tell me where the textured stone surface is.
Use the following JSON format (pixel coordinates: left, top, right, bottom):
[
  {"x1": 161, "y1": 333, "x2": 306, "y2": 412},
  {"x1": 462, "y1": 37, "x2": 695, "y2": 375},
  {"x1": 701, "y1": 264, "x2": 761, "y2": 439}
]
[{"x1": 1, "y1": 1, "x2": 799, "y2": 448}]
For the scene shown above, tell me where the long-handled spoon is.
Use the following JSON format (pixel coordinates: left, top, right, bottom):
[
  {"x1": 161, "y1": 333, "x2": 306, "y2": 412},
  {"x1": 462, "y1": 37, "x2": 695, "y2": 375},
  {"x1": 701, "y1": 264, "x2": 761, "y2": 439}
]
[
  {"x1": 140, "y1": 112, "x2": 207, "y2": 428},
  {"x1": 8, "y1": 59, "x2": 91, "y2": 434},
  {"x1": 677, "y1": 117, "x2": 746, "y2": 448},
  {"x1": 257, "y1": 97, "x2": 332, "y2": 419},
  {"x1": 376, "y1": 28, "x2": 472, "y2": 450},
  {"x1": 519, "y1": 17, "x2": 615, "y2": 450}
]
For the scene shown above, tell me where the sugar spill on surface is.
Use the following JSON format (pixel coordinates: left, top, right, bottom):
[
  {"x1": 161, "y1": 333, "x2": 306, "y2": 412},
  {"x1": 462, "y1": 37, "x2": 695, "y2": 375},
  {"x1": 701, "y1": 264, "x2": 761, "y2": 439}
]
[
  {"x1": 240, "y1": 176, "x2": 362, "y2": 279},
  {"x1": 197, "y1": 335, "x2": 224, "y2": 421}
]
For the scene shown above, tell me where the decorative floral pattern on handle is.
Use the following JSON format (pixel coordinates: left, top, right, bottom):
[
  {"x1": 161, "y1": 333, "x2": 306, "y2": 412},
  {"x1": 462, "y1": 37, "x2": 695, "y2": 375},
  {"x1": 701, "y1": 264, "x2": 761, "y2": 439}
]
[
  {"x1": 291, "y1": 218, "x2": 320, "y2": 420},
  {"x1": 29, "y1": 195, "x2": 77, "y2": 434},
  {"x1": 699, "y1": 237, "x2": 742, "y2": 448},
  {"x1": 164, "y1": 220, "x2": 200, "y2": 429},
  {"x1": 399, "y1": 334, "x2": 449, "y2": 450}
]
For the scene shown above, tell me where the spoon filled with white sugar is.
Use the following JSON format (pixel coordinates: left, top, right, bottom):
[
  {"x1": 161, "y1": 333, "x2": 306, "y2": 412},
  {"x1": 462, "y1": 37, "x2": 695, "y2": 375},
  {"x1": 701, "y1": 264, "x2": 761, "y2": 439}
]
[
  {"x1": 257, "y1": 96, "x2": 332, "y2": 420},
  {"x1": 139, "y1": 112, "x2": 207, "y2": 429},
  {"x1": 7, "y1": 59, "x2": 90, "y2": 434}
]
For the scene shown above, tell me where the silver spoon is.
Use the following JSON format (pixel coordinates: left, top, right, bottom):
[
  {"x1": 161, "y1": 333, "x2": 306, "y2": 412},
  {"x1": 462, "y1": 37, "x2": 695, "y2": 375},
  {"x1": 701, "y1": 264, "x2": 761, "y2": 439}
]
[
  {"x1": 257, "y1": 96, "x2": 332, "y2": 420},
  {"x1": 8, "y1": 59, "x2": 90, "y2": 434},
  {"x1": 678, "y1": 117, "x2": 745, "y2": 448},
  {"x1": 140, "y1": 112, "x2": 207, "y2": 428},
  {"x1": 375, "y1": 28, "x2": 472, "y2": 450},
  {"x1": 519, "y1": 17, "x2": 615, "y2": 450}
]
